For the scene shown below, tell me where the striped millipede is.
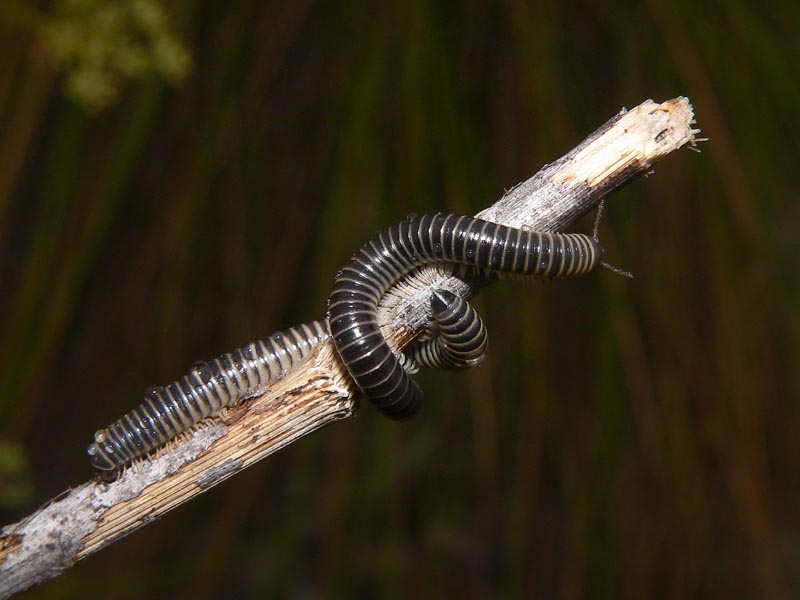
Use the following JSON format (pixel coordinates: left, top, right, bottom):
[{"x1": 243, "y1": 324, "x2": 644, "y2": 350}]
[
  {"x1": 87, "y1": 321, "x2": 329, "y2": 476},
  {"x1": 327, "y1": 213, "x2": 604, "y2": 420},
  {"x1": 402, "y1": 289, "x2": 489, "y2": 373}
]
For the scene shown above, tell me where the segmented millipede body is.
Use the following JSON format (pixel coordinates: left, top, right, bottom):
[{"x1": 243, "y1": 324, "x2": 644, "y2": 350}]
[
  {"x1": 404, "y1": 289, "x2": 489, "y2": 372},
  {"x1": 327, "y1": 213, "x2": 604, "y2": 420},
  {"x1": 87, "y1": 320, "x2": 329, "y2": 475}
]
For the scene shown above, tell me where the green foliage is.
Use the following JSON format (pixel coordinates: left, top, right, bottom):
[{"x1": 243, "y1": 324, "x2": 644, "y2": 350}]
[{"x1": 3, "y1": 0, "x2": 191, "y2": 110}]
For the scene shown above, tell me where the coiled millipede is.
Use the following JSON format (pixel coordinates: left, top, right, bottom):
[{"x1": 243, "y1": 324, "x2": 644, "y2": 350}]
[
  {"x1": 327, "y1": 213, "x2": 604, "y2": 420},
  {"x1": 401, "y1": 289, "x2": 489, "y2": 373}
]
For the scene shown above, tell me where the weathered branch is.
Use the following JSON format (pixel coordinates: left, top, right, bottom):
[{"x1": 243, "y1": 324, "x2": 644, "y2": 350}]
[{"x1": 0, "y1": 97, "x2": 699, "y2": 599}]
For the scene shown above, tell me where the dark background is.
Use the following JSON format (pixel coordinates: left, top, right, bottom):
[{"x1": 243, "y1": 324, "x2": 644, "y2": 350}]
[{"x1": 1, "y1": 1, "x2": 798, "y2": 598}]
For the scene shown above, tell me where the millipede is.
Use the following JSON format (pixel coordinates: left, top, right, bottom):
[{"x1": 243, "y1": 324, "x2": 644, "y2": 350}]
[
  {"x1": 403, "y1": 289, "x2": 489, "y2": 373},
  {"x1": 327, "y1": 213, "x2": 604, "y2": 420},
  {"x1": 87, "y1": 321, "x2": 329, "y2": 476}
]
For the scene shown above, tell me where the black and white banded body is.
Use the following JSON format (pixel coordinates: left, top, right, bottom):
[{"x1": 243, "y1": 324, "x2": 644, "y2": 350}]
[
  {"x1": 327, "y1": 213, "x2": 604, "y2": 421},
  {"x1": 87, "y1": 320, "x2": 329, "y2": 475},
  {"x1": 403, "y1": 289, "x2": 489, "y2": 372}
]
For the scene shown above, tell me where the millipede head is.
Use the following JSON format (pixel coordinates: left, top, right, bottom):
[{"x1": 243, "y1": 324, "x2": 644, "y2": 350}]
[{"x1": 87, "y1": 431, "x2": 121, "y2": 475}]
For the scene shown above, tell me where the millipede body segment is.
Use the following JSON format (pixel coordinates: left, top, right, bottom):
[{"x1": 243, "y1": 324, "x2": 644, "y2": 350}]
[{"x1": 327, "y1": 213, "x2": 604, "y2": 421}]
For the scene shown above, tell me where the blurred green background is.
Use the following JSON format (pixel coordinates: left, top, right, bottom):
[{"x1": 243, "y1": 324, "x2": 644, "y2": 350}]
[{"x1": 1, "y1": 0, "x2": 798, "y2": 598}]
